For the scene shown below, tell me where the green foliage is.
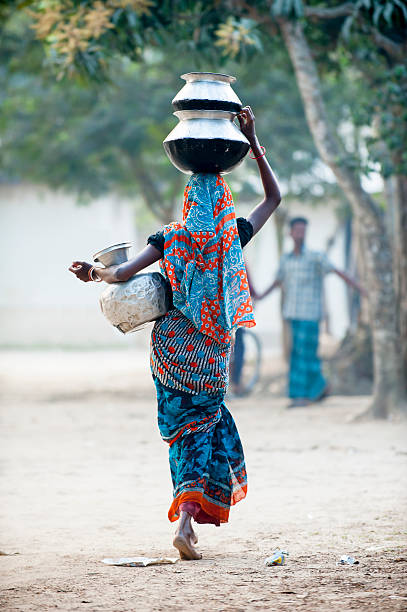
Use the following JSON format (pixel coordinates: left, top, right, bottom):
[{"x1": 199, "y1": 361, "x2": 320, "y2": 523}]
[
  {"x1": 272, "y1": 0, "x2": 304, "y2": 19},
  {"x1": 342, "y1": 0, "x2": 407, "y2": 39},
  {"x1": 215, "y1": 17, "x2": 263, "y2": 61},
  {"x1": 3, "y1": 0, "x2": 406, "y2": 216},
  {"x1": 0, "y1": 14, "x2": 184, "y2": 221},
  {"x1": 20, "y1": 0, "x2": 235, "y2": 79},
  {"x1": 329, "y1": 3, "x2": 407, "y2": 177},
  {"x1": 364, "y1": 64, "x2": 407, "y2": 176},
  {"x1": 1, "y1": 13, "x2": 341, "y2": 222}
]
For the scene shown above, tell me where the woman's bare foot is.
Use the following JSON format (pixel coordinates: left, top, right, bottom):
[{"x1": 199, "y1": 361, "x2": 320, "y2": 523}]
[
  {"x1": 175, "y1": 524, "x2": 198, "y2": 560},
  {"x1": 173, "y1": 511, "x2": 202, "y2": 560},
  {"x1": 173, "y1": 535, "x2": 202, "y2": 560}
]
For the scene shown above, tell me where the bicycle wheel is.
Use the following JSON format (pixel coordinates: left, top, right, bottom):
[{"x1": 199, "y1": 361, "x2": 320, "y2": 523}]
[{"x1": 230, "y1": 329, "x2": 262, "y2": 396}]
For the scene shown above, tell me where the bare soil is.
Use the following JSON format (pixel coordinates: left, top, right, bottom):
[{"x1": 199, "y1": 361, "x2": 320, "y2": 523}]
[{"x1": 0, "y1": 350, "x2": 406, "y2": 611}]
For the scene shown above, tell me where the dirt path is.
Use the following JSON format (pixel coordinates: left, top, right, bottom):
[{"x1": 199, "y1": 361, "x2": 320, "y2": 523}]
[{"x1": 0, "y1": 351, "x2": 406, "y2": 611}]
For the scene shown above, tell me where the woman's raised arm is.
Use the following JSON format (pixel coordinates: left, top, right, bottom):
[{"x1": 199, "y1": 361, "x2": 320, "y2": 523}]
[{"x1": 238, "y1": 106, "x2": 281, "y2": 236}]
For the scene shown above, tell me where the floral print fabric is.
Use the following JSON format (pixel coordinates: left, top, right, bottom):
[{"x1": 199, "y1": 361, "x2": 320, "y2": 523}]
[{"x1": 159, "y1": 173, "x2": 255, "y2": 345}]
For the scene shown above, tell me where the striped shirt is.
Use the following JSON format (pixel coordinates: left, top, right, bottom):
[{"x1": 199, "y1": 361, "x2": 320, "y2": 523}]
[
  {"x1": 151, "y1": 309, "x2": 231, "y2": 395},
  {"x1": 276, "y1": 248, "x2": 335, "y2": 321}
]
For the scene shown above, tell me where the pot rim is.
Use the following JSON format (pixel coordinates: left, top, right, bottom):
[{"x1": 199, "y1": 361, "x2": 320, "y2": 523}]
[
  {"x1": 180, "y1": 72, "x2": 236, "y2": 84},
  {"x1": 93, "y1": 242, "x2": 132, "y2": 262},
  {"x1": 173, "y1": 109, "x2": 238, "y2": 121}
]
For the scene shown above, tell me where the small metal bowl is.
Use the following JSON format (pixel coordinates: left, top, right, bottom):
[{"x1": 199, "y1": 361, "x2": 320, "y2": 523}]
[{"x1": 93, "y1": 242, "x2": 132, "y2": 267}]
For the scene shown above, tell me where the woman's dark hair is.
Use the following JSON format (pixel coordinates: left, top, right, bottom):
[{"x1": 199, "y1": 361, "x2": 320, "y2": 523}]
[{"x1": 289, "y1": 216, "x2": 308, "y2": 228}]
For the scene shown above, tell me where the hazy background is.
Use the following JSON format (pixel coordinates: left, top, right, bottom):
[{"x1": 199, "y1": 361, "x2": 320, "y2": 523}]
[{"x1": 1, "y1": 3, "x2": 406, "y2": 611}]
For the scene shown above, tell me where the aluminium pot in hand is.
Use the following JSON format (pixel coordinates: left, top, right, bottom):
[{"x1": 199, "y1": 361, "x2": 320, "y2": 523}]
[
  {"x1": 172, "y1": 72, "x2": 243, "y2": 112},
  {"x1": 163, "y1": 109, "x2": 250, "y2": 175},
  {"x1": 93, "y1": 242, "x2": 132, "y2": 267}
]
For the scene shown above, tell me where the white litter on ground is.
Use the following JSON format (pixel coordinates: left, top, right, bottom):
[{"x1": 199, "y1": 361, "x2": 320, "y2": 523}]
[{"x1": 101, "y1": 556, "x2": 178, "y2": 567}]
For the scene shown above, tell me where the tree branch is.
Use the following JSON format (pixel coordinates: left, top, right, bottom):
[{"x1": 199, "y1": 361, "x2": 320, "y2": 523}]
[
  {"x1": 304, "y1": 3, "x2": 354, "y2": 19},
  {"x1": 303, "y1": 4, "x2": 405, "y2": 60},
  {"x1": 372, "y1": 28, "x2": 404, "y2": 60},
  {"x1": 277, "y1": 18, "x2": 381, "y2": 225},
  {"x1": 238, "y1": 1, "x2": 405, "y2": 61}
]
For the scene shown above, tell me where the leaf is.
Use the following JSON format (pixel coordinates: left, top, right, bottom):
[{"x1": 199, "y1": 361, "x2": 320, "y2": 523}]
[
  {"x1": 372, "y1": 4, "x2": 383, "y2": 26},
  {"x1": 341, "y1": 15, "x2": 354, "y2": 40},
  {"x1": 126, "y1": 9, "x2": 138, "y2": 28},
  {"x1": 383, "y1": 2, "x2": 394, "y2": 25},
  {"x1": 272, "y1": 0, "x2": 285, "y2": 17},
  {"x1": 393, "y1": 0, "x2": 407, "y2": 20},
  {"x1": 111, "y1": 8, "x2": 124, "y2": 24},
  {"x1": 293, "y1": 0, "x2": 303, "y2": 18}
]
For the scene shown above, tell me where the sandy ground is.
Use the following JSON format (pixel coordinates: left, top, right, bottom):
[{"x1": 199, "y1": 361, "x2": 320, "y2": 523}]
[{"x1": 0, "y1": 349, "x2": 406, "y2": 612}]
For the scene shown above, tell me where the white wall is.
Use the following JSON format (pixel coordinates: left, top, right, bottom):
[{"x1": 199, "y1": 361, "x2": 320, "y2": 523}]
[
  {"x1": 0, "y1": 184, "x2": 141, "y2": 347},
  {"x1": 0, "y1": 184, "x2": 348, "y2": 350}
]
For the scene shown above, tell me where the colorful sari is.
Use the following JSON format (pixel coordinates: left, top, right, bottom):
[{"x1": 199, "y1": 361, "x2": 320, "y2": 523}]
[
  {"x1": 154, "y1": 376, "x2": 247, "y2": 524},
  {"x1": 150, "y1": 173, "x2": 253, "y2": 525},
  {"x1": 159, "y1": 173, "x2": 254, "y2": 344}
]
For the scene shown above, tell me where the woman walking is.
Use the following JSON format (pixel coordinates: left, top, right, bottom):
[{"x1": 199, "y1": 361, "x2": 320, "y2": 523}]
[{"x1": 69, "y1": 107, "x2": 281, "y2": 559}]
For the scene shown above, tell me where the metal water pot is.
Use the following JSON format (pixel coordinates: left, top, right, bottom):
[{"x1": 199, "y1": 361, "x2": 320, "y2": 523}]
[
  {"x1": 94, "y1": 244, "x2": 170, "y2": 333},
  {"x1": 93, "y1": 242, "x2": 132, "y2": 267},
  {"x1": 172, "y1": 72, "x2": 243, "y2": 112},
  {"x1": 163, "y1": 109, "x2": 250, "y2": 174},
  {"x1": 99, "y1": 272, "x2": 170, "y2": 334}
]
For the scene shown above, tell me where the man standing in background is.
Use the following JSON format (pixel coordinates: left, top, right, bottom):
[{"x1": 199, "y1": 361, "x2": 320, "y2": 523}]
[{"x1": 260, "y1": 217, "x2": 364, "y2": 407}]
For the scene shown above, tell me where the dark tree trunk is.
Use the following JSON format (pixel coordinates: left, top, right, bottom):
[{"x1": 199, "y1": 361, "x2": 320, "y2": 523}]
[
  {"x1": 279, "y1": 18, "x2": 405, "y2": 417},
  {"x1": 394, "y1": 174, "x2": 407, "y2": 391}
]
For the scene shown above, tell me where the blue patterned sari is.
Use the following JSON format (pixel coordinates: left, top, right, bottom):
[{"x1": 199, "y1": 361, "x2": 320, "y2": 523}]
[
  {"x1": 151, "y1": 174, "x2": 250, "y2": 525},
  {"x1": 154, "y1": 375, "x2": 247, "y2": 524}
]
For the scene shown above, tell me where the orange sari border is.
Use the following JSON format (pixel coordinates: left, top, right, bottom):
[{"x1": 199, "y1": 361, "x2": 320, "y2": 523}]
[{"x1": 168, "y1": 485, "x2": 248, "y2": 524}]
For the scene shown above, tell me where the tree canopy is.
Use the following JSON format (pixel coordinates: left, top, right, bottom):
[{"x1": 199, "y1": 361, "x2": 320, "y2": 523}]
[
  {"x1": 1, "y1": 11, "x2": 348, "y2": 223},
  {"x1": 5, "y1": 1, "x2": 405, "y2": 183}
]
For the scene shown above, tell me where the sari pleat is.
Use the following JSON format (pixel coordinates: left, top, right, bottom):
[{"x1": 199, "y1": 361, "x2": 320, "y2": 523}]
[{"x1": 154, "y1": 376, "x2": 247, "y2": 525}]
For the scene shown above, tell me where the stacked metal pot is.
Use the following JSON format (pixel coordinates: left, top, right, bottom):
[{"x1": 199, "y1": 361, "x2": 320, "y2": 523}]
[
  {"x1": 97, "y1": 73, "x2": 251, "y2": 334},
  {"x1": 163, "y1": 72, "x2": 250, "y2": 174}
]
